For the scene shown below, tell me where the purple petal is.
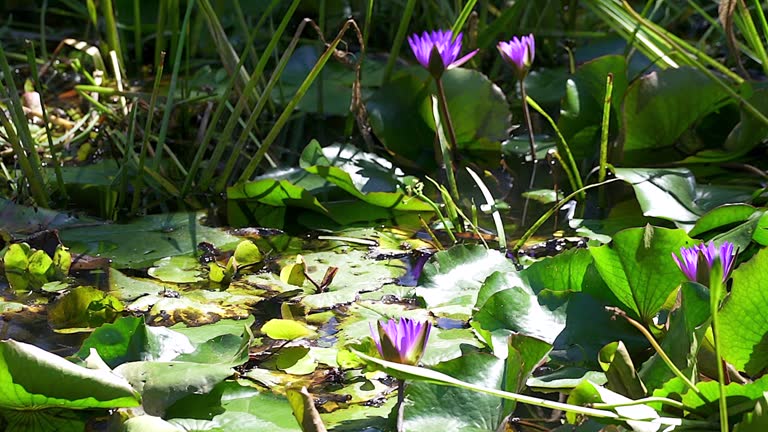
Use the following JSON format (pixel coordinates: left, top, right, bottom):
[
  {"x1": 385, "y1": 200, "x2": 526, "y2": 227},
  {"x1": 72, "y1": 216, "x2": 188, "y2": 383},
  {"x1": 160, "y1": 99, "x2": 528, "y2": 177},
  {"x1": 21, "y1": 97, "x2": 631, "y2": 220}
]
[
  {"x1": 408, "y1": 29, "x2": 472, "y2": 70},
  {"x1": 369, "y1": 322, "x2": 383, "y2": 356}
]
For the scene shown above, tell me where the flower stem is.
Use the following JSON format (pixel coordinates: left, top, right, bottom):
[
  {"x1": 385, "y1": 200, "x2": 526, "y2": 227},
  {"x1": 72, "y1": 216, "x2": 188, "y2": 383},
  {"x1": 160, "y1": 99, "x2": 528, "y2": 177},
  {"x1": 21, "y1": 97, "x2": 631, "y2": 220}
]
[
  {"x1": 519, "y1": 79, "x2": 537, "y2": 163},
  {"x1": 519, "y1": 79, "x2": 537, "y2": 225},
  {"x1": 435, "y1": 78, "x2": 460, "y2": 164},
  {"x1": 396, "y1": 378, "x2": 406, "y2": 432},
  {"x1": 609, "y1": 307, "x2": 709, "y2": 403},
  {"x1": 433, "y1": 79, "x2": 462, "y2": 231},
  {"x1": 709, "y1": 276, "x2": 729, "y2": 432}
]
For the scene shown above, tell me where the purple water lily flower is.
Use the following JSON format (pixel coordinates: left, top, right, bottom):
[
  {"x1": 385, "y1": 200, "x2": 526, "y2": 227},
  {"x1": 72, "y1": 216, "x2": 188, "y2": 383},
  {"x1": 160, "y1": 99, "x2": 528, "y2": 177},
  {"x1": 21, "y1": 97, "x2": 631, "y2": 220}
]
[
  {"x1": 497, "y1": 34, "x2": 535, "y2": 78},
  {"x1": 407, "y1": 30, "x2": 478, "y2": 78},
  {"x1": 370, "y1": 317, "x2": 431, "y2": 365},
  {"x1": 672, "y1": 241, "x2": 735, "y2": 285}
]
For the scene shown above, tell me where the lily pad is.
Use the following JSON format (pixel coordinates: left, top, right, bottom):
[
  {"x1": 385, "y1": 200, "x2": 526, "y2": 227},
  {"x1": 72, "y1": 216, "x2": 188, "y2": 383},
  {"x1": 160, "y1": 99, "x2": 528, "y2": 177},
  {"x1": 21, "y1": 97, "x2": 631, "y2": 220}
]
[
  {"x1": 589, "y1": 225, "x2": 692, "y2": 322},
  {"x1": 59, "y1": 213, "x2": 241, "y2": 269},
  {"x1": 0, "y1": 339, "x2": 139, "y2": 413},
  {"x1": 719, "y1": 247, "x2": 768, "y2": 375}
]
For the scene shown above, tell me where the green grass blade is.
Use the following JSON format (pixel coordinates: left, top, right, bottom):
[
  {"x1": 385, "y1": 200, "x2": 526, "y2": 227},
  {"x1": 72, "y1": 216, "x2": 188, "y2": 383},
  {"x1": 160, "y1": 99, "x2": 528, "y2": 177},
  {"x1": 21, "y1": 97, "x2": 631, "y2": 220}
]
[
  {"x1": 131, "y1": 52, "x2": 165, "y2": 213},
  {"x1": 451, "y1": 0, "x2": 477, "y2": 35},
  {"x1": 383, "y1": 0, "x2": 417, "y2": 83},
  {"x1": 238, "y1": 20, "x2": 361, "y2": 182},
  {"x1": 25, "y1": 41, "x2": 66, "y2": 199},
  {"x1": 152, "y1": 0, "x2": 196, "y2": 169},
  {"x1": 0, "y1": 44, "x2": 48, "y2": 206},
  {"x1": 100, "y1": 0, "x2": 124, "y2": 72},
  {"x1": 198, "y1": 0, "x2": 302, "y2": 190}
]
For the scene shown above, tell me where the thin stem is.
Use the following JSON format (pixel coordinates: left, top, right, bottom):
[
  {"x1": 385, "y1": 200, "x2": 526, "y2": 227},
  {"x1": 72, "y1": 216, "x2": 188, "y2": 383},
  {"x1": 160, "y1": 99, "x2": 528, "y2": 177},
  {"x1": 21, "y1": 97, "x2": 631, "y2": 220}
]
[
  {"x1": 610, "y1": 307, "x2": 709, "y2": 403},
  {"x1": 396, "y1": 379, "x2": 406, "y2": 432},
  {"x1": 598, "y1": 73, "x2": 613, "y2": 184},
  {"x1": 593, "y1": 397, "x2": 687, "y2": 411},
  {"x1": 431, "y1": 84, "x2": 461, "y2": 215},
  {"x1": 519, "y1": 79, "x2": 537, "y2": 226},
  {"x1": 519, "y1": 79, "x2": 537, "y2": 162},
  {"x1": 525, "y1": 96, "x2": 584, "y2": 200},
  {"x1": 709, "y1": 275, "x2": 729, "y2": 432},
  {"x1": 512, "y1": 178, "x2": 622, "y2": 253},
  {"x1": 434, "y1": 78, "x2": 461, "y2": 167}
]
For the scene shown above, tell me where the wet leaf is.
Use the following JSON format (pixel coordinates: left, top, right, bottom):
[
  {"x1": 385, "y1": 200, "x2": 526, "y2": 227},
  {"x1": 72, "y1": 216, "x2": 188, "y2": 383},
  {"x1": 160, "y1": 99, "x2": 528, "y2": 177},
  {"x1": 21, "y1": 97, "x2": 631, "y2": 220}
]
[
  {"x1": 615, "y1": 168, "x2": 753, "y2": 230},
  {"x1": 403, "y1": 352, "x2": 506, "y2": 432},
  {"x1": 621, "y1": 67, "x2": 729, "y2": 160},
  {"x1": 233, "y1": 240, "x2": 262, "y2": 269},
  {"x1": 589, "y1": 225, "x2": 692, "y2": 322},
  {"x1": 719, "y1": 247, "x2": 768, "y2": 375},
  {"x1": 59, "y1": 213, "x2": 241, "y2": 269},
  {"x1": 48, "y1": 286, "x2": 123, "y2": 332},
  {"x1": 115, "y1": 361, "x2": 234, "y2": 416},
  {"x1": 416, "y1": 245, "x2": 516, "y2": 319},
  {"x1": 148, "y1": 256, "x2": 203, "y2": 283},
  {"x1": 261, "y1": 319, "x2": 316, "y2": 341},
  {"x1": 0, "y1": 339, "x2": 140, "y2": 410}
]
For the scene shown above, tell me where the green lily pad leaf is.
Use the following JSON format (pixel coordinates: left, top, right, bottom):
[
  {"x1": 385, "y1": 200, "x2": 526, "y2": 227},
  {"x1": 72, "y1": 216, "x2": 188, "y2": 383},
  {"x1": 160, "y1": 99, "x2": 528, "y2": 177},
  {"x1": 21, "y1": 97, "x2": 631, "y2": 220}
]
[
  {"x1": 275, "y1": 347, "x2": 317, "y2": 375},
  {"x1": 527, "y1": 368, "x2": 607, "y2": 393},
  {"x1": 719, "y1": 247, "x2": 768, "y2": 375},
  {"x1": 420, "y1": 328, "x2": 484, "y2": 366},
  {"x1": 77, "y1": 315, "x2": 253, "y2": 370},
  {"x1": 755, "y1": 212, "x2": 768, "y2": 246},
  {"x1": 304, "y1": 165, "x2": 432, "y2": 212},
  {"x1": 504, "y1": 335, "x2": 552, "y2": 414},
  {"x1": 124, "y1": 415, "x2": 183, "y2": 432},
  {"x1": 589, "y1": 225, "x2": 692, "y2": 322},
  {"x1": 170, "y1": 316, "x2": 256, "y2": 345},
  {"x1": 174, "y1": 333, "x2": 250, "y2": 366},
  {"x1": 403, "y1": 352, "x2": 505, "y2": 432},
  {"x1": 298, "y1": 249, "x2": 406, "y2": 310},
  {"x1": 0, "y1": 339, "x2": 139, "y2": 410},
  {"x1": 59, "y1": 213, "x2": 241, "y2": 269},
  {"x1": 621, "y1": 67, "x2": 729, "y2": 158},
  {"x1": 689, "y1": 204, "x2": 761, "y2": 237},
  {"x1": 0, "y1": 301, "x2": 24, "y2": 313},
  {"x1": 522, "y1": 248, "x2": 600, "y2": 295},
  {"x1": 416, "y1": 245, "x2": 516, "y2": 319},
  {"x1": 166, "y1": 381, "x2": 301, "y2": 432},
  {"x1": 301, "y1": 141, "x2": 413, "y2": 193},
  {"x1": 115, "y1": 361, "x2": 234, "y2": 416},
  {"x1": 233, "y1": 240, "x2": 262, "y2": 268},
  {"x1": 148, "y1": 256, "x2": 204, "y2": 283},
  {"x1": 0, "y1": 407, "x2": 90, "y2": 432},
  {"x1": 472, "y1": 274, "x2": 567, "y2": 345},
  {"x1": 653, "y1": 374, "x2": 768, "y2": 415},
  {"x1": 48, "y1": 286, "x2": 123, "y2": 332},
  {"x1": 78, "y1": 316, "x2": 252, "y2": 368},
  {"x1": 567, "y1": 380, "x2": 659, "y2": 430},
  {"x1": 273, "y1": 45, "x2": 384, "y2": 116},
  {"x1": 227, "y1": 179, "x2": 328, "y2": 211},
  {"x1": 0, "y1": 198, "x2": 95, "y2": 239},
  {"x1": 724, "y1": 88, "x2": 768, "y2": 153},
  {"x1": 27, "y1": 250, "x2": 52, "y2": 278},
  {"x1": 367, "y1": 67, "x2": 508, "y2": 167},
  {"x1": 614, "y1": 168, "x2": 753, "y2": 229},
  {"x1": 3, "y1": 243, "x2": 30, "y2": 291},
  {"x1": 598, "y1": 341, "x2": 646, "y2": 399},
  {"x1": 126, "y1": 288, "x2": 260, "y2": 326},
  {"x1": 261, "y1": 319, "x2": 315, "y2": 341},
  {"x1": 109, "y1": 268, "x2": 169, "y2": 301}
]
